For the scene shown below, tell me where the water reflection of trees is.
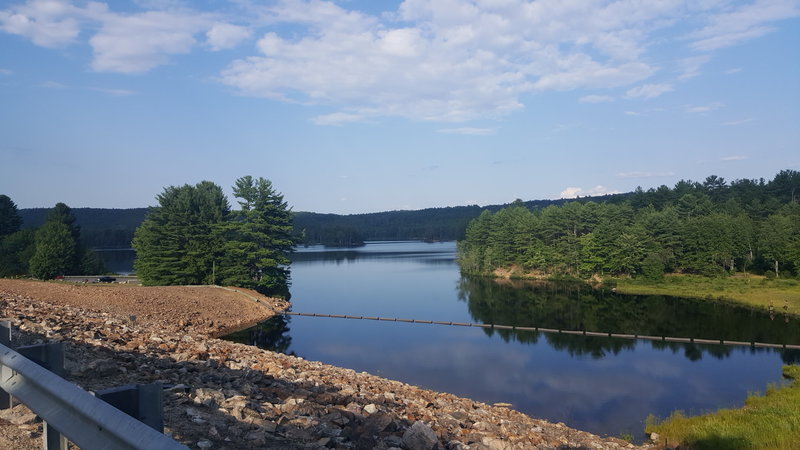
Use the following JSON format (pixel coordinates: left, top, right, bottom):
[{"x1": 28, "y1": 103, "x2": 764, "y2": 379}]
[
  {"x1": 224, "y1": 315, "x2": 295, "y2": 355},
  {"x1": 291, "y1": 250, "x2": 454, "y2": 265},
  {"x1": 457, "y1": 276, "x2": 800, "y2": 362}
]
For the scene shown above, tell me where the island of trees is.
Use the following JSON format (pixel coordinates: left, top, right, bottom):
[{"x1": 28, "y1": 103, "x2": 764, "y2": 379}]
[{"x1": 458, "y1": 170, "x2": 800, "y2": 279}]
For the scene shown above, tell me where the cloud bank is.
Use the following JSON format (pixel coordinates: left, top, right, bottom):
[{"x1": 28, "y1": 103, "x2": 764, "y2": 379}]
[{"x1": 2, "y1": 0, "x2": 798, "y2": 123}]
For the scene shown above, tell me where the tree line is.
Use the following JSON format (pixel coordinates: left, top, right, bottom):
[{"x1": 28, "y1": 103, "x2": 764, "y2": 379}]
[
  {"x1": 0, "y1": 196, "x2": 105, "y2": 278},
  {"x1": 18, "y1": 207, "x2": 147, "y2": 248},
  {"x1": 132, "y1": 176, "x2": 295, "y2": 297},
  {"x1": 15, "y1": 192, "x2": 628, "y2": 249},
  {"x1": 458, "y1": 170, "x2": 800, "y2": 279}
]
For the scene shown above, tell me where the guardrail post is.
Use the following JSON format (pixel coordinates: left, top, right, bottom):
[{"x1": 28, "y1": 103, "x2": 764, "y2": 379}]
[
  {"x1": 96, "y1": 383, "x2": 164, "y2": 432},
  {"x1": 16, "y1": 342, "x2": 67, "y2": 450},
  {"x1": 0, "y1": 320, "x2": 10, "y2": 410},
  {"x1": 16, "y1": 343, "x2": 66, "y2": 378}
]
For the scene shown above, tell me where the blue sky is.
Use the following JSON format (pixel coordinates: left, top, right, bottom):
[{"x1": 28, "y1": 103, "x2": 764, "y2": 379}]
[{"x1": 1, "y1": 0, "x2": 798, "y2": 214}]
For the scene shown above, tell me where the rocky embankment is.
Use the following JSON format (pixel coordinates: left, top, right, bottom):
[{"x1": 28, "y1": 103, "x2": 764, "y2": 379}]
[{"x1": 0, "y1": 279, "x2": 652, "y2": 449}]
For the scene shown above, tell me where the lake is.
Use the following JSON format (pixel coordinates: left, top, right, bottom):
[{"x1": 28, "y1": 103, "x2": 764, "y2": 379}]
[{"x1": 226, "y1": 241, "x2": 800, "y2": 442}]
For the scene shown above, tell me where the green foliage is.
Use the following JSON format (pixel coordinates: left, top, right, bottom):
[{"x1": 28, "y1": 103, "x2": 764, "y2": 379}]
[
  {"x1": 646, "y1": 365, "x2": 800, "y2": 449},
  {"x1": 458, "y1": 170, "x2": 800, "y2": 279},
  {"x1": 0, "y1": 194, "x2": 22, "y2": 237},
  {"x1": 0, "y1": 229, "x2": 35, "y2": 276},
  {"x1": 11, "y1": 202, "x2": 105, "y2": 278},
  {"x1": 29, "y1": 222, "x2": 76, "y2": 279},
  {"x1": 133, "y1": 181, "x2": 230, "y2": 286},
  {"x1": 133, "y1": 177, "x2": 296, "y2": 297},
  {"x1": 217, "y1": 176, "x2": 296, "y2": 297},
  {"x1": 0, "y1": 195, "x2": 33, "y2": 276}
]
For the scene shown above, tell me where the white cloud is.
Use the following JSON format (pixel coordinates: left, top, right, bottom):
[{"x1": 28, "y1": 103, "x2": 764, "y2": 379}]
[
  {"x1": 89, "y1": 10, "x2": 211, "y2": 73},
  {"x1": 560, "y1": 185, "x2": 620, "y2": 199},
  {"x1": 625, "y1": 83, "x2": 673, "y2": 100},
  {"x1": 684, "y1": 102, "x2": 723, "y2": 113},
  {"x1": 579, "y1": 95, "x2": 614, "y2": 104},
  {"x1": 676, "y1": 55, "x2": 711, "y2": 80},
  {"x1": 206, "y1": 23, "x2": 250, "y2": 51},
  {"x1": 220, "y1": 0, "x2": 680, "y2": 122},
  {"x1": 559, "y1": 187, "x2": 583, "y2": 199},
  {"x1": 0, "y1": 68, "x2": 13, "y2": 75},
  {"x1": 721, "y1": 155, "x2": 748, "y2": 161},
  {"x1": 688, "y1": 0, "x2": 800, "y2": 51},
  {"x1": 725, "y1": 68, "x2": 742, "y2": 74},
  {"x1": 617, "y1": 171, "x2": 675, "y2": 179},
  {"x1": 0, "y1": 1, "x2": 229, "y2": 73},
  {"x1": 437, "y1": 127, "x2": 496, "y2": 136},
  {"x1": 1, "y1": 0, "x2": 798, "y2": 122},
  {"x1": 0, "y1": 0, "x2": 85, "y2": 47}
]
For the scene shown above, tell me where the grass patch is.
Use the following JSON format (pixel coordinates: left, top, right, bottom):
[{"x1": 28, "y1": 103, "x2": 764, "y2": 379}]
[
  {"x1": 646, "y1": 365, "x2": 800, "y2": 449},
  {"x1": 611, "y1": 274, "x2": 800, "y2": 316}
]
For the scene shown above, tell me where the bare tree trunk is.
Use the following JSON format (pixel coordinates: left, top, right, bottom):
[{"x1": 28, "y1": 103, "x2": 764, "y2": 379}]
[{"x1": 775, "y1": 260, "x2": 779, "y2": 277}]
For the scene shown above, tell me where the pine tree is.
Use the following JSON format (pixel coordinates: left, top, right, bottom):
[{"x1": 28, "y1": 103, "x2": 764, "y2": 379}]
[
  {"x1": 218, "y1": 176, "x2": 296, "y2": 297},
  {"x1": 0, "y1": 194, "x2": 22, "y2": 237},
  {"x1": 133, "y1": 181, "x2": 230, "y2": 285}
]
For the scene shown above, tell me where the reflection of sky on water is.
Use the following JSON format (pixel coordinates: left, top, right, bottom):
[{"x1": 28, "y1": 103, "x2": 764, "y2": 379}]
[
  {"x1": 250, "y1": 241, "x2": 790, "y2": 441},
  {"x1": 287, "y1": 315, "x2": 784, "y2": 439}
]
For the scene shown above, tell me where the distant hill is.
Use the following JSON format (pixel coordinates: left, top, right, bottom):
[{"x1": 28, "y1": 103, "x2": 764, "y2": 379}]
[
  {"x1": 19, "y1": 208, "x2": 149, "y2": 248},
  {"x1": 294, "y1": 192, "x2": 629, "y2": 244},
  {"x1": 19, "y1": 193, "x2": 630, "y2": 248}
]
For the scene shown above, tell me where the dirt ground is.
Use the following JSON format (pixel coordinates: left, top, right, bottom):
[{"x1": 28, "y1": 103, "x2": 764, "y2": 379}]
[
  {"x1": 0, "y1": 279, "x2": 284, "y2": 336},
  {"x1": 0, "y1": 279, "x2": 285, "y2": 449}
]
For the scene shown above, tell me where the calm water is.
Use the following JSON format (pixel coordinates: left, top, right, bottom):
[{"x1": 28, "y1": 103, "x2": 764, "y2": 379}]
[
  {"x1": 94, "y1": 248, "x2": 136, "y2": 275},
  {"x1": 225, "y1": 241, "x2": 798, "y2": 441}
]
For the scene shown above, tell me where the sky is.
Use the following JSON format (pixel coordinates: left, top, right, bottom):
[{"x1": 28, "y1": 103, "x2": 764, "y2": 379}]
[{"x1": 1, "y1": 0, "x2": 798, "y2": 214}]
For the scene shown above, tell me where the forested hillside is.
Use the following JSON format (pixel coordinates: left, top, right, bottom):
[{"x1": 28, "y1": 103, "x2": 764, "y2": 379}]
[
  {"x1": 294, "y1": 196, "x2": 626, "y2": 245},
  {"x1": 458, "y1": 170, "x2": 800, "y2": 278},
  {"x1": 19, "y1": 208, "x2": 147, "y2": 248},
  {"x1": 17, "y1": 195, "x2": 625, "y2": 248}
]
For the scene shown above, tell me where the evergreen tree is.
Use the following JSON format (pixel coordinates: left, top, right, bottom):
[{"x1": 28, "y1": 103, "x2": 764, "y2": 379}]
[
  {"x1": 217, "y1": 176, "x2": 296, "y2": 297},
  {"x1": 44, "y1": 202, "x2": 85, "y2": 273},
  {"x1": 29, "y1": 222, "x2": 76, "y2": 279},
  {"x1": 0, "y1": 194, "x2": 22, "y2": 237},
  {"x1": 457, "y1": 169, "x2": 800, "y2": 278},
  {"x1": 133, "y1": 181, "x2": 230, "y2": 285}
]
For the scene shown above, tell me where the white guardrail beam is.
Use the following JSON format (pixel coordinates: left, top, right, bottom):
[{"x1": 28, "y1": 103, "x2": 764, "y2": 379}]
[{"x1": 0, "y1": 341, "x2": 188, "y2": 450}]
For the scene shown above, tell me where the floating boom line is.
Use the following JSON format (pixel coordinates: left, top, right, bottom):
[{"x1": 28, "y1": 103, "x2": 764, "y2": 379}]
[{"x1": 282, "y1": 312, "x2": 800, "y2": 350}]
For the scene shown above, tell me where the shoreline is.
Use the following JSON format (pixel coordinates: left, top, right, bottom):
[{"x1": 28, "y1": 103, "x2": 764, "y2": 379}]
[
  {"x1": 468, "y1": 268, "x2": 800, "y2": 316},
  {"x1": 0, "y1": 279, "x2": 650, "y2": 449}
]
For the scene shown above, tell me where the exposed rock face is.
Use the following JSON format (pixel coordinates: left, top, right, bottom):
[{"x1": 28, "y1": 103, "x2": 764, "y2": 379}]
[{"x1": 0, "y1": 279, "x2": 651, "y2": 449}]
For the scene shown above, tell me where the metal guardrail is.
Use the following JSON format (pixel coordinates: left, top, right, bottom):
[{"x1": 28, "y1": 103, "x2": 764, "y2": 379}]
[
  {"x1": 284, "y1": 312, "x2": 800, "y2": 350},
  {"x1": 0, "y1": 321, "x2": 187, "y2": 450}
]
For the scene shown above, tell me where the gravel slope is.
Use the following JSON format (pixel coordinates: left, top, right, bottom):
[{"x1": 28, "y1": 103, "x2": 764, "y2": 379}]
[{"x1": 0, "y1": 279, "x2": 652, "y2": 449}]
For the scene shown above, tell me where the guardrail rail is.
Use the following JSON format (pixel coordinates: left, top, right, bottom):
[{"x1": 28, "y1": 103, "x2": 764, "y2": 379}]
[{"x1": 0, "y1": 320, "x2": 188, "y2": 450}]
